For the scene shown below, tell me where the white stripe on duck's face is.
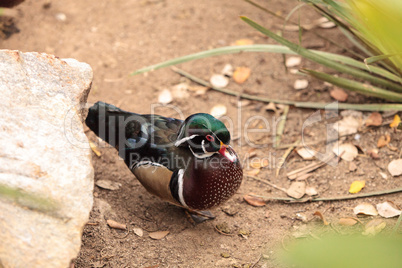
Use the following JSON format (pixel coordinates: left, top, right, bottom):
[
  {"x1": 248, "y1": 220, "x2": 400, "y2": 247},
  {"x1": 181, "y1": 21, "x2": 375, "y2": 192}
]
[
  {"x1": 174, "y1": 134, "x2": 199, "y2": 147},
  {"x1": 188, "y1": 145, "x2": 215, "y2": 159}
]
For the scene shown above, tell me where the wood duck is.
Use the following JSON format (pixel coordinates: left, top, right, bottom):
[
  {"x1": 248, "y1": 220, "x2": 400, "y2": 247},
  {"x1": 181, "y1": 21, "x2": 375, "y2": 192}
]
[{"x1": 86, "y1": 102, "x2": 243, "y2": 211}]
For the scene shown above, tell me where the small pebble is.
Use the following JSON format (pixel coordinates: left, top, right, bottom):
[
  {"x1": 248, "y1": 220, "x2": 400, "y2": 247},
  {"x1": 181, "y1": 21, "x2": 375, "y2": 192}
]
[
  {"x1": 293, "y1": 79, "x2": 308, "y2": 90},
  {"x1": 55, "y1": 13, "x2": 67, "y2": 22}
]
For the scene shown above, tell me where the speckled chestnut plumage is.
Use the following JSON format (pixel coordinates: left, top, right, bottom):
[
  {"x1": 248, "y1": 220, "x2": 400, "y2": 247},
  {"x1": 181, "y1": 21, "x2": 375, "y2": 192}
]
[{"x1": 86, "y1": 101, "x2": 243, "y2": 211}]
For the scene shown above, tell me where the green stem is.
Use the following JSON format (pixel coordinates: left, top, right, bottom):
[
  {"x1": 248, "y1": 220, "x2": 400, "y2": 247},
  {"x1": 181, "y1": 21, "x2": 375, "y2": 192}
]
[{"x1": 252, "y1": 187, "x2": 402, "y2": 202}]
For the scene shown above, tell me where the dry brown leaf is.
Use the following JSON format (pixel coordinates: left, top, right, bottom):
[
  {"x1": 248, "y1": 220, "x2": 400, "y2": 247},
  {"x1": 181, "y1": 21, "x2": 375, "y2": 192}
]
[
  {"x1": 332, "y1": 143, "x2": 358, "y2": 161},
  {"x1": 353, "y1": 203, "x2": 378, "y2": 216},
  {"x1": 338, "y1": 217, "x2": 358, "y2": 226},
  {"x1": 133, "y1": 227, "x2": 144, "y2": 237},
  {"x1": 305, "y1": 186, "x2": 318, "y2": 196},
  {"x1": 107, "y1": 219, "x2": 126, "y2": 230},
  {"x1": 333, "y1": 114, "x2": 362, "y2": 135},
  {"x1": 330, "y1": 88, "x2": 348, "y2": 102},
  {"x1": 243, "y1": 193, "x2": 266, "y2": 207},
  {"x1": 365, "y1": 112, "x2": 383, "y2": 126},
  {"x1": 367, "y1": 148, "x2": 380, "y2": 159},
  {"x1": 376, "y1": 201, "x2": 401, "y2": 218},
  {"x1": 390, "y1": 114, "x2": 401, "y2": 128},
  {"x1": 313, "y1": 211, "x2": 329, "y2": 225},
  {"x1": 246, "y1": 169, "x2": 260, "y2": 176},
  {"x1": 89, "y1": 141, "x2": 101, "y2": 157},
  {"x1": 377, "y1": 134, "x2": 391, "y2": 148},
  {"x1": 233, "y1": 67, "x2": 251, "y2": 84},
  {"x1": 96, "y1": 180, "x2": 121, "y2": 191},
  {"x1": 388, "y1": 159, "x2": 402, "y2": 176},
  {"x1": 149, "y1": 230, "x2": 169, "y2": 240},
  {"x1": 286, "y1": 181, "x2": 306, "y2": 199},
  {"x1": 234, "y1": 38, "x2": 254, "y2": 46},
  {"x1": 250, "y1": 159, "x2": 269, "y2": 169},
  {"x1": 349, "y1": 180, "x2": 365, "y2": 194},
  {"x1": 387, "y1": 144, "x2": 398, "y2": 151},
  {"x1": 296, "y1": 147, "x2": 316, "y2": 160},
  {"x1": 363, "y1": 219, "x2": 386, "y2": 236}
]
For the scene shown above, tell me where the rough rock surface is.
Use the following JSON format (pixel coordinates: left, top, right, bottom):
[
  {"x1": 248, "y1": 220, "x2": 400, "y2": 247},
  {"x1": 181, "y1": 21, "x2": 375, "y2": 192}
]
[{"x1": 0, "y1": 50, "x2": 94, "y2": 268}]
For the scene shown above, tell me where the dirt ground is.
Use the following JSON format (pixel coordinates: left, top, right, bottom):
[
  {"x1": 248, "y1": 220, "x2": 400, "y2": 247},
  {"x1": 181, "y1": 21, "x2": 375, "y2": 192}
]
[{"x1": 2, "y1": 0, "x2": 401, "y2": 267}]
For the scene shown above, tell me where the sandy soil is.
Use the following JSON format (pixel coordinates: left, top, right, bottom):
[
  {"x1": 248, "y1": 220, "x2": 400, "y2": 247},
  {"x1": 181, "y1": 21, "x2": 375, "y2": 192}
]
[{"x1": 1, "y1": 0, "x2": 401, "y2": 267}]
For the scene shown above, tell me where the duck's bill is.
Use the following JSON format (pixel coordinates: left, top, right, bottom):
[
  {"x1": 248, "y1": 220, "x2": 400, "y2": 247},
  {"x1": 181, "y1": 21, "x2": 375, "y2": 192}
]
[{"x1": 218, "y1": 143, "x2": 237, "y2": 162}]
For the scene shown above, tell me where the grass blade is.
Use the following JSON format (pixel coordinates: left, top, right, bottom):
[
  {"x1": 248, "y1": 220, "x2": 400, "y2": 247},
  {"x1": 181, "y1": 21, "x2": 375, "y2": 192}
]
[
  {"x1": 131, "y1": 44, "x2": 402, "y2": 84},
  {"x1": 172, "y1": 67, "x2": 402, "y2": 111},
  {"x1": 240, "y1": 16, "x2": 402, "y2": 93},
  {"x1": 130, "y1": 45, "x2": 292, "y2": 76},
  {"x1": 301, "y1": 69, "x2": 402, "y2": 102},
  {"x1": 365, "y1": 54, "x2": 402, "y2": 65}
]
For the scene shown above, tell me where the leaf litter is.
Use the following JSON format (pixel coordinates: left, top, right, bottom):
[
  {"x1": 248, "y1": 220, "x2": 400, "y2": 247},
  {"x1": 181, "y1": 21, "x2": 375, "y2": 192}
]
[
  {"x1": 233, "y1": 67, "x2": 251, "y2": 84},
  {"x1": 376, "y1": 201, "x2": 401, "y2": 218},
  {"x1": 349, "y1": 180, "x2": 365, "y2": 194},
  {"x1": 330, "y1": 88, "x2": 348, "y2": 102},
  {"x1": 388, "y1": 159, "x2": 402, "y2": 177},
  {"x1": 353, "y1": 203, "x2": 378, "y2": 216},
  {"x1": 364, "y1": 112, "x2": 382, "y2": 126},
  {"x1": 243, "y1": 193, "x2": 266, "y2": 207},
  {"x1": 287, "y1": 181, "x2": 306, "y2": 199},
  {"x1": 149, "y1": 230, "x2": 169, "y2": 240},
  {"x1": 332, "y1": 143, "x2": 358, "y2": 162}
]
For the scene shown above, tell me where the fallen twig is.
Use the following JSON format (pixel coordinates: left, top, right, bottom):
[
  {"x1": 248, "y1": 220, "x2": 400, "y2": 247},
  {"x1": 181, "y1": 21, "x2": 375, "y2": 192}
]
[
  {"x1": 251, "y1": 187, "x2": 402, "y2": 203},
  {"x1": 214, "y1": 225, "x2": 235, "y2": 236},
  {"x1": 246, "y1": 175, "x2": 287, "y2": 193},
  {"x1": 286, "y1": 153, "x2": 337, "y2": 180},
  {"x1": 171, "y1": 67, "x2": 402, "y2": 111},
  {"x1": 276, "y1": 133, "x2": 353, "y2": 149},
  {"x1": 276, "y1": 142, "x2": 297, "y2": 177},
  {"x1": 274, "y1": 105, "x2": 289, "y2": 148}
]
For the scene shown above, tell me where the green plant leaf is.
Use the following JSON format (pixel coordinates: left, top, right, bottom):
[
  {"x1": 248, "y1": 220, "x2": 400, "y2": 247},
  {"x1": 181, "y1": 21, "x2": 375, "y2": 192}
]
[
  {"x1": 131, "y1": 44, "x2": 402, "y2": 84},
  {"x1": 301, "y1": 69, "x2": 402, "y2": 102},
  {"x1": 365, "y1": 54, "x2": 402, "y2": 65},
  {"x1": 130, "y1": 45, "x2": 293, "y2": 76},
  {"x1": 240, "y1": 16, "x2": 402, "y2": 93}
]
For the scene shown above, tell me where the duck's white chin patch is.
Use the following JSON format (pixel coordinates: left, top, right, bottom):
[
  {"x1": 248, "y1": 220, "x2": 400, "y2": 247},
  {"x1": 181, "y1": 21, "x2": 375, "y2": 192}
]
[{"x1": 220, "y1": 145, "x2": 237, "y2": 162}]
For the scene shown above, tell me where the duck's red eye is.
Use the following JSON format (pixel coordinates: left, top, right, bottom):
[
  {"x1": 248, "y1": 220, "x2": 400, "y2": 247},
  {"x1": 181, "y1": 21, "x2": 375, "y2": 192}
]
[{"x1": 206, "y1": 135, "x2": 214, "y2": 142}]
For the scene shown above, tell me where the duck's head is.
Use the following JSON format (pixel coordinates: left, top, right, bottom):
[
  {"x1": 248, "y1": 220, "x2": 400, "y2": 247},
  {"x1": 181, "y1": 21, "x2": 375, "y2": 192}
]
[{"x1": 175, "y1": 113, "x2": 236, "y2": 161}]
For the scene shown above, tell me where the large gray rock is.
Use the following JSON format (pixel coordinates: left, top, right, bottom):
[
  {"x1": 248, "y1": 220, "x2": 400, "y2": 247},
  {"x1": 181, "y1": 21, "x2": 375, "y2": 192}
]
[{"x1": 0, "y1": 50, "x2": 94, "y2": 268}]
